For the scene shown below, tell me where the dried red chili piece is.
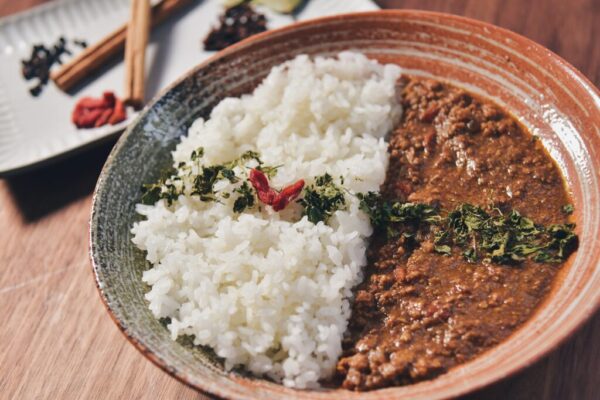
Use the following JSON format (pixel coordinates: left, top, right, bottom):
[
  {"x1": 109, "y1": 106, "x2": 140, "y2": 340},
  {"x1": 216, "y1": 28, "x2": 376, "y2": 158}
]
[
  {"x1": 72, "y1": 91, "x2": 127, "y2": 129},
  {"x1": 248, "y1": 168, "x2": 305, "y2": 212},
  {"x1": 77, "y1": 97, "x2": 107, "y2": 109},
  {"x1": 272, "y1": 179, "x2": 305, "y2": 211},
  {"x1": 102, "y1": 91, "x2": 116, "y2": 107},
  {"x1": 74, "y1": 108, "x2": 104, "y2": 128},
  {"x1": 249, "y1": 168, "x2": 277, "y2": 205},
  {"x1": 94, "y1": 108, "x2": 114, "y2": 127},
  {"x1": 109, "y1": 98, "x2": 127, "y2": 125}
]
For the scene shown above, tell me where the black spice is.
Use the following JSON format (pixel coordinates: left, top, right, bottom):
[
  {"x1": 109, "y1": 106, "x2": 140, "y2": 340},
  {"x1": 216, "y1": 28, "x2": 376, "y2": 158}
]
[
  {"x1": 73, "y1": 39, "x2": 88, "y2": 48},
  {"x1": 20, "y1": 36, "x2": 86, "y2": 97},
  {"x1": 203, "y1": 4, "x2": 267, "y2": 51}
]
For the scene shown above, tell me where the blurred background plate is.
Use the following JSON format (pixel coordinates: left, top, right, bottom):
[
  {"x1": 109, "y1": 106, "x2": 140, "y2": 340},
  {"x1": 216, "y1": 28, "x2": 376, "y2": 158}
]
[{"x1": 0, "y1": 0, "x2": 378, "y2": 176}]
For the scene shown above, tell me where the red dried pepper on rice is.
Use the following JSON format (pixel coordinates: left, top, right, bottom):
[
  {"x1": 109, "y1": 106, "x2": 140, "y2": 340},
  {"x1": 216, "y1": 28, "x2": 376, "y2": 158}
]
[{"x1": 248, "y1": 168, "x2": 304, "y2": 211}]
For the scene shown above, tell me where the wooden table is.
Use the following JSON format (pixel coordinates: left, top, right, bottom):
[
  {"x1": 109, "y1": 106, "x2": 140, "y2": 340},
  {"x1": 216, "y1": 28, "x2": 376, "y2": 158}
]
[{"x1": 1, "y1": 1, "x2": 598, "y2": 399}]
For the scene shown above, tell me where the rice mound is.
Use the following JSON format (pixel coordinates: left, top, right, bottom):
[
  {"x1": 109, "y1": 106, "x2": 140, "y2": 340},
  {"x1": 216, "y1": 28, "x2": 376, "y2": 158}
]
[{"x1": 131, "y1": 52, "x2": 402, "y2": 388}]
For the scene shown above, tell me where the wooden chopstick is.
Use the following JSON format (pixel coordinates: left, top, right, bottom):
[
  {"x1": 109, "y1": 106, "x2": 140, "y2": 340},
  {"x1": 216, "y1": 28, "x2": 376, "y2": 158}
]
[
  {"x1": 124, "y1": 0, "x2": 151, "y2": 108},
  {"x1": 51, "y1": 0, "x2": 193, "y2": 92}
]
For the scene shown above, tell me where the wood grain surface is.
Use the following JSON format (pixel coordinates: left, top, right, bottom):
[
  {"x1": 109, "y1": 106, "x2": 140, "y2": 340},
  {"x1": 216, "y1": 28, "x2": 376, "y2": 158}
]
[{"x1": 1, "y1": 1, "x2": 598, "y2": 399}]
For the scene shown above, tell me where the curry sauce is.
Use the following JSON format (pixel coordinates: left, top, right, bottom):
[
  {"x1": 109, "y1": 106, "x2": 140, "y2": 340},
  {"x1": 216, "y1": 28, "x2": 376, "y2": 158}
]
[{"x1": 334, "y1": 77, "x2": 574, "y2": 390}]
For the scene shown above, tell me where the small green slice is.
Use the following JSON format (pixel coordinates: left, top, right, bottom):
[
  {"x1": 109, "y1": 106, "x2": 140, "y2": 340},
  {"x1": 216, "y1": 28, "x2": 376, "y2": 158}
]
[
  {"x1": 222, "y1": 0, "x2": 302, "y2": 13},
  {"x1": 252, "y1": 0, "x2": 303, "y2": 13}
]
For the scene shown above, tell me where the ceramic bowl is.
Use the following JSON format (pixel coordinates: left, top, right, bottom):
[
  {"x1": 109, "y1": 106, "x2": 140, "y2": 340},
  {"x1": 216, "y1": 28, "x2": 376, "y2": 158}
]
[{"x1": 90, "y1": 10, "x2": 600, "y2": 400}]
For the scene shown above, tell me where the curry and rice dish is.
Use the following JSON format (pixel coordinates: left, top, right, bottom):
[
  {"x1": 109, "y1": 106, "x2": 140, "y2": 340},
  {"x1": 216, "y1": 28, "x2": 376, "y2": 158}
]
[{"x1": 131, "y1": 53, "x2": 577, "y2": 391}]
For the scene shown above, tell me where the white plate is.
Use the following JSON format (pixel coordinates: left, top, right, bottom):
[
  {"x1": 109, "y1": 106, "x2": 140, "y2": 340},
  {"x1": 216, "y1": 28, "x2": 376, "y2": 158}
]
[{"x1": 0, "y1": 0, "x2": 378, "y2": 176}]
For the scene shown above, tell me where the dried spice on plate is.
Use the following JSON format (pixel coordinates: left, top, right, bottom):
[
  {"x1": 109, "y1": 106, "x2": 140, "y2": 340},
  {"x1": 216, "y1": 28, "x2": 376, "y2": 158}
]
[
  {"x1": 21, "y1": 36, "x2": 87, "y2": 97},
  {"x1": 71, "y1": 91, "x2": 127, "y2": 129},
  {"x1": 203, "y1": 3, "x2": 267, "y2": 51}
]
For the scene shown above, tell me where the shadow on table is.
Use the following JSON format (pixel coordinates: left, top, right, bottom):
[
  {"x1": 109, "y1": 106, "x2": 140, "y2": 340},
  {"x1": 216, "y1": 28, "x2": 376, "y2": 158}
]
[{"x1": 4, "y1": 138, "x2": 117, "y2": 223}]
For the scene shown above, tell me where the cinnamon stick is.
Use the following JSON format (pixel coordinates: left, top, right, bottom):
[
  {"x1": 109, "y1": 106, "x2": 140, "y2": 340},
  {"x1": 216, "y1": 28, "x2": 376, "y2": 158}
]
[
  {"x1": 124, "y1": 0, "x2": 150, "y2": 108},
  {"x1": 51, "y1": 0, "x2": 192, "y2": 92}
]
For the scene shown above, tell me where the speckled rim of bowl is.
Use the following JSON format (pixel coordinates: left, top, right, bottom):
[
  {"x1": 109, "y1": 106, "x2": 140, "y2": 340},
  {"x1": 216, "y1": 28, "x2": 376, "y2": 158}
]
[{"x1": 90, "y1": 10, "x2": 600, "y2": 400}]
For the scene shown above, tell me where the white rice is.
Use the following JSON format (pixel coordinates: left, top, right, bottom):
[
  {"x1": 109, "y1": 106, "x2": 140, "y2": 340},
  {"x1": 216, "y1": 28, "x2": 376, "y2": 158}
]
[{"x1": 131, "y1": 52, "x2": 402, "y2": 388}]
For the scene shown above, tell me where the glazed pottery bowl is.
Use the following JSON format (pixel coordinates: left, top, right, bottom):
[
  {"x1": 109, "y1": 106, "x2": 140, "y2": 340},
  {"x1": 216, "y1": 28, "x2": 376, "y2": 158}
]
[{"x1": 90, "y1": 10, "x2": 600, "y2": 400}]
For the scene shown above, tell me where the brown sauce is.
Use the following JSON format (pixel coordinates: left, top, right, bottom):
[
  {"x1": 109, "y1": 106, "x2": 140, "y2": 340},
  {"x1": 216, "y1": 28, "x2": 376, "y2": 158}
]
[{"x1": 332, "y1": 76, "x2": 573, "y2": 391}]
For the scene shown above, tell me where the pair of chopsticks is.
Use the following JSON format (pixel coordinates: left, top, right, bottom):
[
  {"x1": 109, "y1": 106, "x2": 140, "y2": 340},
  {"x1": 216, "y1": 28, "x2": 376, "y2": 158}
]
[{"x1": 52, "y1": 0, "x2": 192, "y2": 108}]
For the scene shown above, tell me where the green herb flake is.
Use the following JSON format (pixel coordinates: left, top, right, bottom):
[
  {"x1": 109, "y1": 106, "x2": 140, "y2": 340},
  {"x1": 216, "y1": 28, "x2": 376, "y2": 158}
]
[
  {"x1": 220, "y1": 167, "x2": 238, "y2": 183},
  {"x1": 298, "y1": 173, "x2": 347, "y2": 224},
  {"x1": 192, "y1": 165, "x2": 222, "y2": 201},
  {"x1": 190, "y1": 147, "x2": 204, "y2": 161},
  {"x1": 463, "y1": 248, "x2": 477, "y2": 263},
  {"x1": 140, "y1": 166, "x2": 180, "y2": 205},
  {"x1": 562, "y1": 204, "x2": 574, "y2": 215},
  {"x1": 357, "y1": 193, "x2": 578, "y2": 265},
  {"x1": 357, "y1": 191, "x2": 439, "y2": 237},
  {"x1": 238, "y1": 150, "x2": 261, "y2": 164},
  {"x1": 256, "y1": 164, "x2": 281, "y2": 179},
  {"x1": 221, "y1": 150, "x2": 280, "y2": 179},
  {"x1": 434, "y1": 244, "x2": 452, "y2": 255},
  {"x1": 233, "y1": 181, "x2": 255, "y2": 213},
  {"x1": 141, "y1": 183, "x2": 163, "y2": 205},
  {"x1": 431, "y1": 204, "x2": 577, "y2": 264}
]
